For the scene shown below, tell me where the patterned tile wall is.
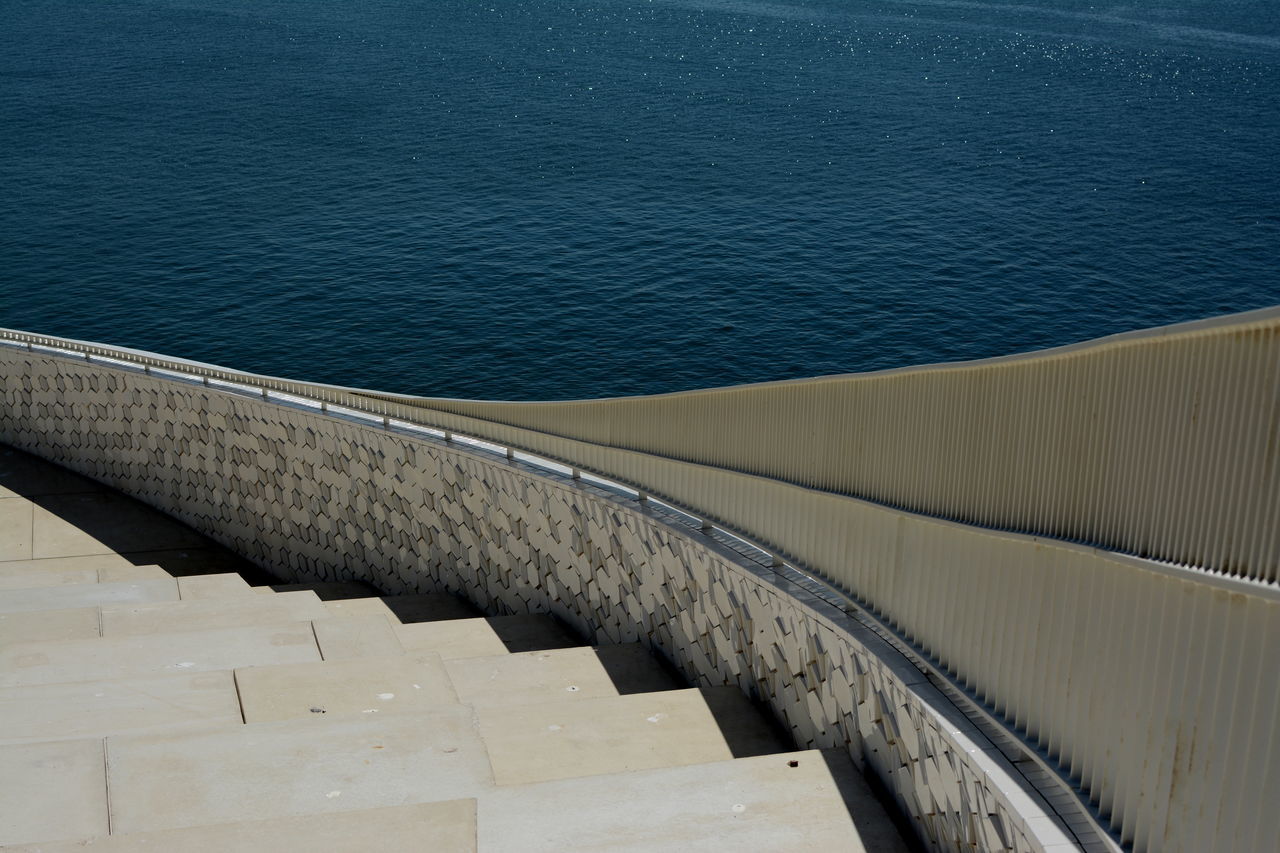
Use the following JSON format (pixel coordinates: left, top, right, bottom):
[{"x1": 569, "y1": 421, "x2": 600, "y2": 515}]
[{"x1": 0, "y1": 349, "x2": 1082, "y2": 852}]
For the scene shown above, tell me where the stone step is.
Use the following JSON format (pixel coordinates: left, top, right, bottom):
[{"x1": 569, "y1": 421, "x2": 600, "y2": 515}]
[
  {"x1": 312, "y1": 612, "x2": 406, "y2": 660},
  {"x1": 0, "y1": 577, "x2": 178, "y2": 614},
  {"x1": 101, "y1": 591, "x2": 327, "y2": 637},
  {"x1": 321, "y1": 591, "x2": 482, "y2": 623},
  {"x1": 477, "y1": 749, "x2": 892, "y2": 852},
  {"x1": 476, "y1": 687, "x2": 741, "y2": 786},
  {"x1": 0, "y1": 563, "x2": 173, "y2": 590},
  {"x1": 445, "y1": 644, "x2": 681, "y2": 707},
  {"x1": 698, "y1": 684, "x2": 796, "y2": 759},
  {"x1": 104, "y1": 706, "x2": 491, "y2": 835},
  {"x1": 7, "y1": 750, "x2": 889, "y2": 853},
  {"x1": 393, "y1": 613, "x2": 582, "y2": 660},
  {"x1": 95, "y1": 691, "x2": 809, "y2": 837},
  {"x1": 0, "y1": 607, "x2": 101, "y2": 645},
  {"x1": 265, "y1": 581, "x2": 381, "y2": 600},
  {"x1": 0, "y1": 565, "x2": 97, "y2": 590},
  {"x1": 0, "y1": 548, "x2": 254, "y2": 579},
  {"x1": 4, "y1": 800, "x2": 478, "y2": 853},
  {"x1": 235, "y1": 653, "x2": 458, "y2": 723},
  {"x1": 98, "y1": 564, "x2": 174, "y2": 583},
  {"x1": 0, "y1": 739, "x2": 109, "y2": 846},
  {"x1": 0, "y1": 671, "x2": 242, "y2": 745},
  {"x1": 177, "y1": 572, "x2": 254, "y2": 599},
  {"x1": 0, "y1": 622, "x2": 321, "y2": 687}
]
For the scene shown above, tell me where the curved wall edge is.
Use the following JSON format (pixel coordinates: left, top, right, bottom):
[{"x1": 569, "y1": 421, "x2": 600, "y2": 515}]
[{"x1": 0, "y1": 348, "x2": 1097, "y2": 853}]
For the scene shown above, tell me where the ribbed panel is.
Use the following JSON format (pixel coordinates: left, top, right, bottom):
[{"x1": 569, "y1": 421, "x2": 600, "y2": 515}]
[
  {"x1": 2, "y1": 307, "x2": 1277, "y2": 853},
  {"x1": 404, "y1": 308, "x2": 1280, "y2": 583}
]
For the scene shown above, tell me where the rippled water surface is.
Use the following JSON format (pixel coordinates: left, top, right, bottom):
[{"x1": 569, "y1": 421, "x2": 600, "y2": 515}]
[{"x1": 2, "y1": 0, "x2": 1277, "y2": 398}]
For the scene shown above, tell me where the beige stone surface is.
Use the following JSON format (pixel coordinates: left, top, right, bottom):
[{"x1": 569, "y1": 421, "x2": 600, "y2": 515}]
[
  {"x1": 176, "y1": 572, "x2": 253, "y2": 599},
  {"x1": 0, "y1": 622, "x2": 320, "y2": 687},
  {"x1": 31, "y1": 493, "x2": 206, "y2": 559},
  {"x1": 477, "y1": 751, "x2": 874, "y2": 852},
  {"x1": 101, "y1": 591, "x2": 326, "y2": 637},
  {"x1": 235, "y1": 653, "x2": 457, "y2": 723},
  {"x1": 697, "y1": 685, "x2": 794, "y2": 758},
  {"x1": 106, "y1": 707, "x2": 491, "y2": 833},
  {"x1": 97, "y1": 564, "x2": 172, "y2": 583},
  {"x1": 0, "y1": 671, "x2": 241, "y2": 744},
  {"x1": 0, "y1": 553, "x2": 145, "y2": 573},
  {"x1": 5, "y1": 800, "x2": 478, "y2": 852},
  {"x1": 0, "y1": 566, "x2": 97, "y2": 589},
  {"x1": 0, "y1": 578, "x2": 177, "y2": 615},
  {"x1": 0, "y1": 564, "x2": 168, "y2": 589},
  {"x1": 446, "y1": 646, "x2": 622, "y2": 707},
  {"x1": 0, "y1": 607, "x2": 100, "y2": 645},
  {"x1": 0, "y1": 496, "x2": 33, "y2": 560},
  {"x1": 0, "y1": 446, "x2": 105, "y2": 499},
  {"x1": 0, "y1": 739, "x2": 109, "y2": 846},
  {"x1": 477, "y1": 688, "x2": 735, "y2": 786},
  {"x1": 395, "y1": 614, "x2": 580, "y2": 661},
  {"x1": 323, "y1": 592, "x2": 481, "y2": 623},
  {"x1": 312, "y1": 613, "x2": 405, "y2": 660},
  {"x1": 269, "y1": 581, "x2": 378, "y2": 600}
]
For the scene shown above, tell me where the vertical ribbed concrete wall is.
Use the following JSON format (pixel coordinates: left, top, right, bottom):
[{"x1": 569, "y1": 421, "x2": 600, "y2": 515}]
[
  {"x1": 408, "y1": 308, "x2": 1280, "y2": 583},
  {"x1": 1, "y1": 348, "x2": 1089, "y2": 852}
]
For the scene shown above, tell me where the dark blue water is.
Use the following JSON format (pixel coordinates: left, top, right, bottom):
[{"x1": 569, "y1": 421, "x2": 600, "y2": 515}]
[{"x1": 2, "y1": 0, "x2": 1277, "y2": 399}]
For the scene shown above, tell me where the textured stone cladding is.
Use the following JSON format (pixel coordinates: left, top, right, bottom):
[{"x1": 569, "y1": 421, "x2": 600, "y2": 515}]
[{"x1": 0, "y1": 350, "x2": 1077, "y2": 852}]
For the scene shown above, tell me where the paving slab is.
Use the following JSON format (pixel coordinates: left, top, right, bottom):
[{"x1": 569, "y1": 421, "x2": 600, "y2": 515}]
[
  {"x1": 0, "y1": 622, "x2": 321, "y2": 687},
  {"x1": 395, "y1": 614, "x2": 581, "y2": 661},
  {"x1": 0, "y1": 671, "x2": 242, "y2": 745},
  {"x1": 0, "y1": 497, "x2": 33, "y2": 560},
  {"x1": 177, "y1": 572, "x2": 254, "y2": 599},
  {"x1": 587, "y1": 643, "x2": 685, "y2": 694},
  {"x1": 819, "y1": 748, "x2": 916, "y2": 852},
  {"x1": 106, "y1": 706, "x2": 491, "y2": 833},
  {"x1": 484, "y1": 613, "x2": 582, "y2": 652},
  {"x1": 31, "y1": 493, "x2": 207, "y2": 559},
  {"x1": 312, "y1": 613, "x2": 405, "y2": 660},
  {"x1": 446, "y1": 646, "x2": 624, "y2": 707},
  {"x1": 0, "y1": 448, "x2": 106, "y2": 499},
  {"x1": 323, "y1": 592, "x2": 482, "y2": 624},
  {"x1": 698, "y1": 685, "x2": 795, "y2": 758},
  {"x1": 392, "y1": 617, "x2": 510, "y2": 660},
  {"x1": 235, "y1": 653, "x2": 457, "y2": 723},
  {"x1": 476, "y1": 688, "x2": 735, "y2": 785},
  {"x1": 0, "y1": 578, "x2": 177, "y2": 614},
  {"x1": 114, "y1": 547, "x2": 273, "y2": 583},
  {"x1": 0, "y1": 564, "x2": 173, "y2": 589},
  {"x1": 0, "y1": 553, "x2": 158, "y2": 574},
  {"x1": 101, "y1": 591, "x2": 327, "y2": 637},
  {"x1": 0, "y1": 566, "x2": 98, "y2": 589},
  {"x1": 478, "y1": 750, "x2": 880, "y2": 852},
  {"x1": 269, "y1": 581, "x2": 380, "y2": 600},
  {"x1": 0, "y1": 607, "x2": 100, "y2": 645},
  {"x1": 5, "y1": 800, "x2": 479, "y2": 852},
  {"x1": 0, "y1": 739, "x2": 109, "y2": 846},
  {"x1": 97, "y1": 564, "x2": 172, "y2": 583}
]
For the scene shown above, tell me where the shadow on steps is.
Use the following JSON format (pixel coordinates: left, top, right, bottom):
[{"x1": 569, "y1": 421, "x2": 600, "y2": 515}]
[{"x1": 0, "y1": 445, "x2": 276, "y2": 585}]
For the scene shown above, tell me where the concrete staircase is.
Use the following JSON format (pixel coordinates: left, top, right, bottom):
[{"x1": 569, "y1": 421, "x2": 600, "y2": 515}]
[{"x1": 0, "y1": 447, "x2": 908, "y2": 851}]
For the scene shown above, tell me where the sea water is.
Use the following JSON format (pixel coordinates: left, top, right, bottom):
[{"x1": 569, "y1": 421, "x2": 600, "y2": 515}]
[{"x1": 1, "y1": 0, "x2": 1277, "y2": 399}]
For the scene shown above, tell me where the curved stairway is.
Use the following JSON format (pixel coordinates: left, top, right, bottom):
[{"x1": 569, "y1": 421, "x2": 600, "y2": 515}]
[{"x1": 0, "y1": 446, "x2": 909, "y2": 851}]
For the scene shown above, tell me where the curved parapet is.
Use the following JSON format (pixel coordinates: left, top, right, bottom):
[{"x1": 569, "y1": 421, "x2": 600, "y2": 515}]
[{"x1": 0, "y1": 310, "x2": 1276, "y2": 852}]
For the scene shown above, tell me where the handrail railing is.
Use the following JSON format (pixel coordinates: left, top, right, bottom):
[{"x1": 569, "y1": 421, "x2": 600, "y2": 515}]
[
  {"x1": 2, "y1": 312, "x2": 1277, "y2": 853},
  {"x1": 392, "y1": 306, "x2": 1280, "y2": 584}
]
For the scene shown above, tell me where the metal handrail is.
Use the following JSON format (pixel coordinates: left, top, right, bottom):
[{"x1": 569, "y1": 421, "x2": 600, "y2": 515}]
[{"x1": 3, "y1": 313, "x2": 1278, "y2": 852}]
